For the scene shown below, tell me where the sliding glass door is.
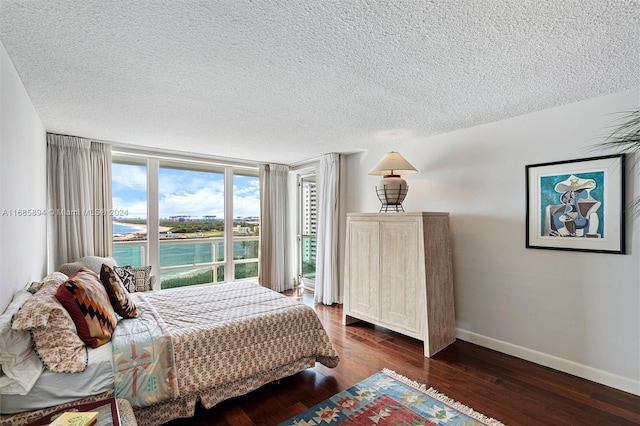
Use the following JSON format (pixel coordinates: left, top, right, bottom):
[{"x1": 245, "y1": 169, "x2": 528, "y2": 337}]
[{"x1": 298, "y1": 174, "x2": 317, "y2": 289}]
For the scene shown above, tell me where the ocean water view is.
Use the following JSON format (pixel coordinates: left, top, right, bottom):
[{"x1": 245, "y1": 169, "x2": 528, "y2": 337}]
[
  {"x1": 113, "y1": 222, "x2": 144, "y2": 235},
  {"x1": 113, "y1": 241, "x2": 257, "y2": 266},
  {"x1": 112, "y1": 236, "x2": 259, "y2": 287}
]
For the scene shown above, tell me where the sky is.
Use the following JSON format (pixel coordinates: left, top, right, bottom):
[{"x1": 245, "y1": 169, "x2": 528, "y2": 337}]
[{"x1": 112, "y1": 163, "x2": 260, "y2": 220}]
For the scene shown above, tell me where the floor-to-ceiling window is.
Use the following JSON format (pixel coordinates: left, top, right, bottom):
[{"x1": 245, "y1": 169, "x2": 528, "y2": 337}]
[
  {"x1": 158, "y1": 162, "x2": 226, "y2": 288},
  {"x1": 232, "y1": 172, "x2": 260, "y2": 280},
  {"x1": 112, "y1": 151, "x2": 259, "y2": 289},
  {"x1": 112, "y1": 160, "x2": 148, "y2": 268}
]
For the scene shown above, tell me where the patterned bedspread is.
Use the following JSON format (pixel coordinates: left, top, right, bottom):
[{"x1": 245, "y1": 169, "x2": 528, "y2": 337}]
[{"x1": 120, "y1": 281, "x2": 339, "y2": 408}]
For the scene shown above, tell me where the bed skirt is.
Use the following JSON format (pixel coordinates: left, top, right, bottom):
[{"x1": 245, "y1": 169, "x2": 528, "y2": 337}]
[
  {"x1": 135, "y1": 356, "x2": 316, "y2": 426},
  {"x1": 1, "y1": 356, "x2": 316, "y2": 426}
]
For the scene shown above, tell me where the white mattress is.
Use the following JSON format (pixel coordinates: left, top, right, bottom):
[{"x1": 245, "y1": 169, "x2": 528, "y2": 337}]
[{"x1": 1, "y1": 343, "x2": 114, "y2": 414}]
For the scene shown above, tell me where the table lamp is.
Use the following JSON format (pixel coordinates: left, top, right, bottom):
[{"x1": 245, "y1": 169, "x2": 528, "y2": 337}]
[{"x1": 368, "y1": 151, "x2": 418, "y2": 212}]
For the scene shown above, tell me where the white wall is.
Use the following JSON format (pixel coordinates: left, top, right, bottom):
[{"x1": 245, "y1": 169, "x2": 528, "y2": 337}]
[
  {"x1": 344, "y1": 88, "x2": 640, "y2": 395},
  {"x1": 0, "y1": 42, "x2": 47, "y2": 313}
]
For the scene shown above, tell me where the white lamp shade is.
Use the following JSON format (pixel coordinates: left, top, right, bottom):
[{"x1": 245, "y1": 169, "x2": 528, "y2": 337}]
[{"x1": 368, "y1": 151, "x2": 418, "y2": 176}]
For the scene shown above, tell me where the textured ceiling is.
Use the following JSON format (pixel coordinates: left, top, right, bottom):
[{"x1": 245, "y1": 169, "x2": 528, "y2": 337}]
[{"x1": 1, "y1": 0, "x2": 639, "y2": 165}]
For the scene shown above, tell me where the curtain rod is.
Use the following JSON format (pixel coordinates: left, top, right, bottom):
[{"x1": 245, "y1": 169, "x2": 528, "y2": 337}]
[
  {"x1": 47, "y1": 132, "x2": 259, "y2": 170},
  {"x1": 289, "y1": 152, "x2": 347, "y2": 169},
  {"x1": 288, "y1": 156, "x2": 321, "y2": 168},
  {"x1": 112, "y1": 147, "x2": 259, "y2": 170},
  {"x1": 110, "y1": 143, "x2": 259, "y2": 170}
]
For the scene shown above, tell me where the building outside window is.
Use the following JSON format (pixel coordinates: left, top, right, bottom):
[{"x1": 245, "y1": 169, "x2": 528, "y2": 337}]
[{"x1": 299, "y1": 174, "x2": 317, "y2": 288}]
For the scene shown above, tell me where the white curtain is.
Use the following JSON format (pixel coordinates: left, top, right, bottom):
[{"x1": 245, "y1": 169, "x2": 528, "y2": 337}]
[
  {"x1": 91, "y1": 142, "x2": 113, "y2": 256},
  {"x1": 314, "y1": 153, "x2": 341, "y2": 305},
  {"x1": 47, "y1": 134, "x2": 112, "y2": 271},
  {"x1": 258, "y1": 163, "x2": 289, "y2": 292}
]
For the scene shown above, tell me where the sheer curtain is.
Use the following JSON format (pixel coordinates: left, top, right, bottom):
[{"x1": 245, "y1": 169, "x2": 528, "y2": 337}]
[
  {"x1": 314, "y1": 153, "x2": 341, "y2": 305},
  {"x1": 258, "y1": 163, "x2": 290, "y2": 291},
  {"x1": 47, "y1": 134, "x2": 112, "y2": 271},
  {"x1": 91, "y1": 142, "x2": 113, "y2": 256}
]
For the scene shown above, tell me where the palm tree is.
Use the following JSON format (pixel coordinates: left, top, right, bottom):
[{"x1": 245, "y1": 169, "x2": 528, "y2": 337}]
[{"x1": 599, "y1": 109, "x2": 640, "y2": 217}]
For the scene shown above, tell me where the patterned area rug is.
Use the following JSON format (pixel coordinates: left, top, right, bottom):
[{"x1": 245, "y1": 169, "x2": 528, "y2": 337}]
[{"x1": 280, "y1": 369, "x2": 505, "y2": 425}]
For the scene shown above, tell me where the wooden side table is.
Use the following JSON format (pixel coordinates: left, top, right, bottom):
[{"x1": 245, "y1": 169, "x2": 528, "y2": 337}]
[{"x1": 24, "y1": 397, "x2": 137, "y2": 426}]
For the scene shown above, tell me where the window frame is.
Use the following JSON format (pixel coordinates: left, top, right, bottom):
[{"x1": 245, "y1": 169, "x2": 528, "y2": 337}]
[{"x1": 112, "y1": 149, "x2": 259, "y2": 288}]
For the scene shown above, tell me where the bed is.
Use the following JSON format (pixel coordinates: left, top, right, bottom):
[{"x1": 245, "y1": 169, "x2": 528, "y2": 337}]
[{"x1": 0, "y1": 269, "x2": 339, "y2": 426}]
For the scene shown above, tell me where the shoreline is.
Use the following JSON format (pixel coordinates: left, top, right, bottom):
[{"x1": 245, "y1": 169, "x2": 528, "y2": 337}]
[{"x1": 113, "y1": 221, "x2": 172, "y2": 234}]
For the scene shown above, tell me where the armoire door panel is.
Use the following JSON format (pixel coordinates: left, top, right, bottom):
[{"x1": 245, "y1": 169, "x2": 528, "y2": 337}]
[
  {"x1": 348, "y1": 221, "x2": 380, "y2": 320},
  {"x1": 380, "y1": 221, "x2": 420, "y2": 333}
]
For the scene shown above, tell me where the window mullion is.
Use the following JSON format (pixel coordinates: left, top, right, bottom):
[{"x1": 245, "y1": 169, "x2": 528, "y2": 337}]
[
  {"x1": 147, "y1": 158, "x2": 160, "y2": 279},
  {"x1": 224, "y1": 167, "x2": 234, "y2": 280}
]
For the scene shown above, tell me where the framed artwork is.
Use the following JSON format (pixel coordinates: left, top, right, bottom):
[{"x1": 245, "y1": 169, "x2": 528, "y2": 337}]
[{"x1": 525, "y1": 154, "x2": 625, "y2": 254}]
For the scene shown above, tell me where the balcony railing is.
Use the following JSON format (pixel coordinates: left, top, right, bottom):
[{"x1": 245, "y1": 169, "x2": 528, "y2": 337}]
[
  {"x1": 113, "y1": 235, "x2": 259, "y2": 289},
  {"x1": 301, "y1": 234, "x2": 316, "y2": 279}
]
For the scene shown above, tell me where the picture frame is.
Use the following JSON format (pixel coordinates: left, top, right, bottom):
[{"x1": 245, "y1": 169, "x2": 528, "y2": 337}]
[{"x1": 525, "y1": 154, "x2": 625, "y2": 254}]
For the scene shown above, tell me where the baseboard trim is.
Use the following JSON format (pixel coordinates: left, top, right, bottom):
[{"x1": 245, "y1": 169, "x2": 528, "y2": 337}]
[{"x1": 455, "y1": 328, "x2": 640, "y2": 396}]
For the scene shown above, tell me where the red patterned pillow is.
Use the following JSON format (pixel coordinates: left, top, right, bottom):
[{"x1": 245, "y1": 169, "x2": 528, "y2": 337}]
[
  {"x1": 55, "y1": 268, "x2": 118, "y2": 348},
  {"x1": 99, "y1": 264, "x2": 137, "y2": 319}
]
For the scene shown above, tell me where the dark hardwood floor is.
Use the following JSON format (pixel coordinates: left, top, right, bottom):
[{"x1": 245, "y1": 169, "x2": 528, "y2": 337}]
[{"x1": 164, "y1": 289, "x2": 640, "y2": 426}]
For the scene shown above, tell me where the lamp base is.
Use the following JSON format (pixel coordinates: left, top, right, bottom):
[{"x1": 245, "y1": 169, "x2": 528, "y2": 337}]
[
  {"x1": 378, "y1": 203, "x2": 404, "y2": 213},
  {"x1": 375, "y1": 175, "x2": 408, "y2": 213}
]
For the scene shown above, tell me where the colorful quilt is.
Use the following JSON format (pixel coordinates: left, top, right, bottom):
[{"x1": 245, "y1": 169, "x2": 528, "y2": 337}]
[{"x1": 111, "y1": 296, "x2": 177, "y2": 407}]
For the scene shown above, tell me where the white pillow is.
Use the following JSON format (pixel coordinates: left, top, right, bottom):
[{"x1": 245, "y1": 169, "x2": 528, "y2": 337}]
[{"x1": 0, "y1": 289, "x2": 44, "y2": 395}]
